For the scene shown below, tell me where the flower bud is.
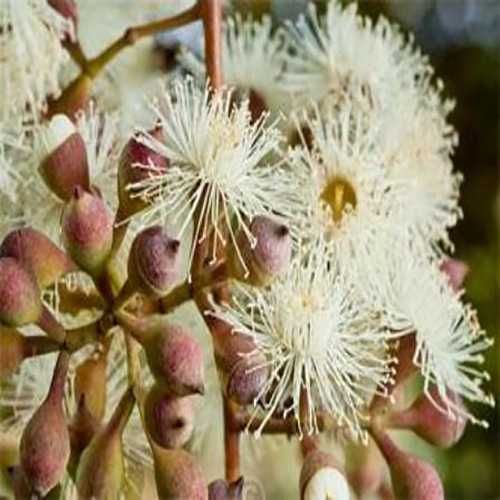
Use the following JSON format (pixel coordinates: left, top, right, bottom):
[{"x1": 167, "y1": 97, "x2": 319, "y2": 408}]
[
  {"x1": 117, "y1": 126, "x2": 169, "y2": 221},
  {"x1": 347, "y1": 441, "x2": 384, "y2": 497},
  {"x1": 144, "y1": 384, "x2": 194, "y2": 449},
  {"x1": 62, "y1": 187, "x2": 114, "y2": 277},
  {"x1": 208, "y1": 477, "x2": 244, "y2": 500},
  {"x1": 440, "y1": 258, "x2": 468, "y2": 292},
  {"x1": 74, "y1": 349, "x2": 108, "y2": 422},
  {"x1": 128, "y1": 226, "x2": 181, "y2": 297},
  {"x1": 370, "y1": 428, "x2": 444, "y2": 500},
  {"x1": 0, "y1": 327, "x2": 59, "y2": 379},
  {"x1": 300, "y1": 450, "x2": 349, "y2": 500},
  {"x1": 385, "y1": 386, "x2": 467, "y2": 448},
  {"x1": 76, "y1": 388, "x2": 135, "y2": 500},
  {"x1": 151, "y1": 446, "x2": 208, "y2": 500},
  {"x1": 0, "y1": 257, "x2": 42, "y2": 327},
  {"x1": 0, "y1": 228, "x2": 76, "y2": 289},
  {"x1": 211, "y1": 324, "x2": 268, "y2": 406},
  {"x1": 20, "y1": 351, "x2": 71, "y2": 496},
  {"x1": 119, "y1": 312, "x2": 205, "y2": 397},
  {"x1": 229, "y1": 216, "x2": 291, "y2": 286},
  {"x1": 38, "y1": 114, "x2": 90, "y2": 200},
  {"x1": 48, "y1": 0, "x2": 78, "y2": 30}
]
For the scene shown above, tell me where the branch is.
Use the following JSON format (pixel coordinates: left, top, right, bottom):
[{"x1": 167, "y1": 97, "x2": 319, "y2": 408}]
[{"x1": 199, "y1": 0, "x2": 223, "y2": 90}]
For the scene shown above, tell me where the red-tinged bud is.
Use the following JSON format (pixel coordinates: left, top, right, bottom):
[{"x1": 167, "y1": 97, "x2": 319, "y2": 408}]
[
  {"x1": 211, "y1": 323, "x2": 268, "y2": 406},
  {"x1": 76, "y1": 388, "x2": 135, "y2": 500},
  {"x1": 440, "y1": 258, "x2": 468, "y2": 292},
  {"x1": 384, "y1": 387, "x2": 467, "y2": 449},
  {"x1": 300, "y1": 450, "x2": 350, "y2": 500},
  {"x1": 117, "y1": 126, "x2": 169, "y2": 221},
  {"x1": 38, "y1": 114, "x2": 90, "y2": 200},
  {"x1": 48, "y1": 0, "x2": 78, "y2": 30},
  {"x1": 20, "y1": 351, "x2": 71, "y2": 496},
  {"x1": 0, "y1": 228, "x2": 76, "y2": 288},
  {"x1": 370, "y1": 428, "x2": 444, "y2": 500},
  {"x1": 229, "y1": 216, "x2": 291, "y2": 286},
  {"x1": 144, "y1": 384, "x2": 194, "y2": 449},
  {"x1": 62, "y1": 187, "x2": 114, "y2": 277},
  {"x1": 74, "y1": 349, "x2": 108, "y2": 422},
  {"x1": 347, "y1": 441, "x2": 384, "y2": 497},
  {"x1": 128, "y1": 226, "x2": 181, "y2": 297},
  {"x1": 208, "y1": 477, "x2": 244, "y2": 500},
  {"x1": 118, "y1": 312, "x2": 205, "y2": 397},
  {"x1": 0, "y1": 257, "x2": 42, "y2": 327},
  {"x1": 151, "y1": 446, "x2": 208, "y2": 500},
  {"x1": 0, "y1": 327, "x2": 59, "y2": 379}
]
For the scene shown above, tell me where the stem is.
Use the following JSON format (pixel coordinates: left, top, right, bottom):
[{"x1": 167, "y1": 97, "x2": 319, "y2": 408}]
[
  {"x1": 47, "y1": 350, "x2": 71, "y2": 402},
  {"x1": 37, "y1": 307, "x2": 66, "y2": 344},
  {"x1": 124, "y1": 330, "x2": 146, "y2": 404},
  {"x1": 223, "y1": 397, "x2": 241, "y2": 483},
  {"x1": 299, "y1": 388, "x2": 319, "y2": 456},
  {"x1": 85, "y1": 3, "x2": 201, "y2": 79},
  {"x1": 199, "y1": 0, "x2": 223, "y2": 89}
]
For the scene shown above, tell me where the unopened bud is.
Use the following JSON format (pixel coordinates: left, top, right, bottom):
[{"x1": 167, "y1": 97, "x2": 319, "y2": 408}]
[
  {"x1": 300, "y1": 450, "x2": 349, "y2": 500},
  {"x1": 48, "y1": 0, "x2": 78, "y2": 31},
  {"x1": 20, "y1": 351, "x2": 70, "y2": 496},
  {"x1": 0, "y1": 327, "x2": 58, "y2": 379},
  {"x1": 144, "y1": 384, "x2": 194, "y2": 449},
  {"x1": 385, "y1": 386, "x2": 467, "y2": 448},
  {"x1": 38, "y1": 114, "x2": 89, "y2": 200},
  {"x1": 76, "y1": 388, "x2": 135, "y2": 500},
  {"x1": 117, "y1": 127, "x2": 169, "y2": 221},
  {"x1": 229, "y1": 216, "x2": 291, "y2": 286},
  {"x1": 74, "y1": 350, "x2": 108, "y2": 422},
  {"x1": 208, "y1": 477, "x2": 244, "y2": 500},
  {"x1": 212, "y1": 325, "x2": 268, "y2": 406},
  {"x1": 440, "y1": 258, "x2": 468, "y2": 292},
  {"x1": 0, "y1": 257, "x2": 42, "y2": 327},
  {"x1": 347, "y1": 441, "x2": 384, "y2": 497},
  {"x1": 370, "y1": 428, "x2": 444, "y2": 500},
  {"x1": 62, "y1": 187, "x2": 114, "y2": 277},
  {"x1": 128, "y1": 226, "x2": 181, "y2": 297},
  {"x1": 152, "y1": 446, "x2": 208, "y2": 500},
  {"x1": 0, "y1": 227, "x2": 76, "y2": 288}
]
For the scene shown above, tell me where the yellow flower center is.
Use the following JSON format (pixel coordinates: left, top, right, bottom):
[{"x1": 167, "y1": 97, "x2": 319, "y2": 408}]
[{"x1": 321, "y1": 177, "x2": 357, "y2": 223}]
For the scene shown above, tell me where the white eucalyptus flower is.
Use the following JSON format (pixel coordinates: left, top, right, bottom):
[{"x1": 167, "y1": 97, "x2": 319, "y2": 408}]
[
  {"x1": 128, "y1": 78, "x2": 301, "y2": 269},
  {"x1": 289, "y1": 102, "x2": 394, "y2": 269},
  {"x1": 0, "y1": 0, "x2": 73, "y2": 126},
  {"x1": 358, "y1": 236, "x2": 494, "y2": 424},
  {"x1": 212, "y1": 238, "x2": 392, "y2": 441}
]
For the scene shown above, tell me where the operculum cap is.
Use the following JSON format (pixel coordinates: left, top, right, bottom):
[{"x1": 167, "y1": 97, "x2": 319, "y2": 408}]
[
  {"x1": 129, "y1": 226, "x2": 181, "y2": 297},
  {"x1": 229, "y1": 216, "x2": 292, "y2": 286},
  {"x1": 144, "y1": 384, "x2": 194, "y2": 449},
  {"x1": 62, "y1": 187, "x2": 114, "y2": 276},
  {"x1": 0, "y1": 257, "x2": 42, "y2": 327},
  {"x1": 117, "y1": 126, "x2": 169, "y2": 220},
  {"x1": 370, "y1": 428, "x2": 444, "y2": 500},
  {"x1": 0, "y1": 227, "x2": 76, "y2": 289},
  {"x1": 300, "y1": 450, "x2": 349, "y2": 500},
  {"x1": 39, "y1": 114, "x2": 90, "y2": 200}
]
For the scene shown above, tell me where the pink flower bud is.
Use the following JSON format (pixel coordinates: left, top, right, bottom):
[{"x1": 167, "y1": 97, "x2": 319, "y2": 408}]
[
  {"x1": 440, "y1": 258, "x2": 469, "y2": 292},
  {"x1": 62, "y1": 187, "x2": 114, "y2": 276},
  {"x1": 117, "y1": 127, "x2": 169, "y2": 221},
  {"x1": 300, "y1": 450, "x2": 349, "y2": 500},
  {"x1": 144, "y1": 384, "x2": 194, "y2": 449},
  {"x1": 0, "y1": 227, "x2": 76, "y2": 288},
  {"x1": 152, "y1": 447, "x2": 208, "y2": 500},
  {"x1": 20, "y1": 351, "x2": 71, "y2": 496},
  {"x1": 208, "y1": 477, "x2": 244, "y2": 500},
  {"x1": 347, "y1": 441, "x2": 384, "y2": 497},
  {"x1": 0, "y1": 257, "x2": 42, "y2": 327},
  {"x1": 370, "y1": 429, "x2": 444, "y2": 500},
  {"x1": 39, "y1": 114, "x2": 90, "y2": 200},
  {"x1": 76, "y1": 388, "x2": 135, "y2": 500},
  {"x1": 385, "y1": 386, "x2": 467, "y2": 448},
  {"x1": 128, "y1": 226, "x2": 181, "y2": 297},
  {"x1": 48, "y1": 0, "x2": 78, "y2": 30},
  {"x1": 229, "y1": 216, "x2": 292, "y2": 286}
]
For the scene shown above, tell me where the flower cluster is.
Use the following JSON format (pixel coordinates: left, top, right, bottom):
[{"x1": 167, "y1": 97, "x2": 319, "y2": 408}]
[{"x1": 0, "y1": 1, "x2": 494, "y2": 499}]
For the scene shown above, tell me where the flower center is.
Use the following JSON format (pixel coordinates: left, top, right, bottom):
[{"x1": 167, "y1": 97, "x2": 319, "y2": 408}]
[{"x1": 321, "y1": 177, "x2": 357, "y2": 223}]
